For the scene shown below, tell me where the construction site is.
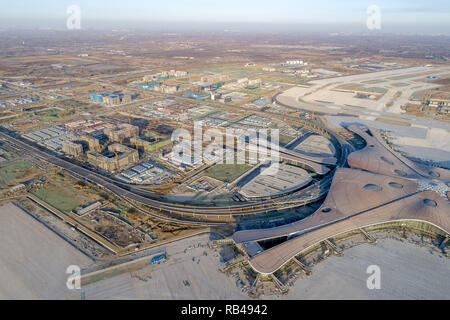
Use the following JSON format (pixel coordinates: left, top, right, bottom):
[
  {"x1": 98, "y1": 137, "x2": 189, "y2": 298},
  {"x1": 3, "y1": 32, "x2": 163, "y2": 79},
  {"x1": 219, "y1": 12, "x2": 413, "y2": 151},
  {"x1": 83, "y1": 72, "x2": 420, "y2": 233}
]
[{"x1": 0, "y1": 25, "x2": 449, "y2": 300}]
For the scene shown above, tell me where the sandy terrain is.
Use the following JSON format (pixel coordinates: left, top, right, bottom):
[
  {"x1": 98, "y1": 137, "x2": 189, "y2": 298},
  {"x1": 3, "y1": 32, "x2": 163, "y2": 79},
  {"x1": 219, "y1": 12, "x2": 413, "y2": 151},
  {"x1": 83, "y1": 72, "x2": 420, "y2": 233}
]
[
  {"x1": 0, "y1": 202, "x2": 93, "y2": 299},
  {"x1": 1, "y1": 200, "x2": 446, "y2": 300},
  {"x1": 83, "y1": 233, "x2": 449, "y2": 300},
  {"x1": 284, "y1": 238, "x2": 450, "y2": 300},
  {"x1": 82, "y1": 234, "x2": 250, "y2": 300}
]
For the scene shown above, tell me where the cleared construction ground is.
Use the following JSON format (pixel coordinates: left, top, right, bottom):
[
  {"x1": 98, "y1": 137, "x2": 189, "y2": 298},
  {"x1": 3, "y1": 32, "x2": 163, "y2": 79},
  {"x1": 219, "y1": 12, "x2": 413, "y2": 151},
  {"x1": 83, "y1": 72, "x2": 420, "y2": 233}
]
[
  {"x1": 285, "y1": 238, "x2": 450, "y2": 300},
  {"x1": 80, "y1": 233, "x2": 450, "y2": 300},
  {"x1": 1, "y1": 201, "x2": 446, "y2": 300},
  {"x1": 82, "y1": 234, "x2": 250, "y2": 300},
  {"x1": 0, "y1": 202, "x2": 92, "y2": 299}
]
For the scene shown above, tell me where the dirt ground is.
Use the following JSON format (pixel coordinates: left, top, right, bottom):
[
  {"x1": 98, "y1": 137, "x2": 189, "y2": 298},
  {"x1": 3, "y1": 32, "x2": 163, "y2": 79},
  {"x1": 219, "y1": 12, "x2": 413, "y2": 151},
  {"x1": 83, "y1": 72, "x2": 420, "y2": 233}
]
[
  {"x1": 82, "y1": 233, "x2": 250, "y2": 300},
  {"x1": 1, "y1": 205, "x2": 448, "y2": 300},
  {"x1": 0, "y1": 202, "x2": 93, "y2": 299},
  {"x1": 283, "y1": 238, "x2": 449, "y2": 300},
  {"x1": 82, "y1": 234, "x2": 449, "y2": 300}
]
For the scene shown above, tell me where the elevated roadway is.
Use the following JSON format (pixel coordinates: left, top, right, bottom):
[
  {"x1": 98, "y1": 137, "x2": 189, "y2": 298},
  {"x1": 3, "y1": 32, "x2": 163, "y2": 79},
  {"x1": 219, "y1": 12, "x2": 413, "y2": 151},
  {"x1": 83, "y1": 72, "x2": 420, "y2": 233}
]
[
  {"x1": 0, "y1": 130, "x2": 333, "y2": 221},
  {"x1": 0, "y1": 89, "x2": 353, "y2": 225}
]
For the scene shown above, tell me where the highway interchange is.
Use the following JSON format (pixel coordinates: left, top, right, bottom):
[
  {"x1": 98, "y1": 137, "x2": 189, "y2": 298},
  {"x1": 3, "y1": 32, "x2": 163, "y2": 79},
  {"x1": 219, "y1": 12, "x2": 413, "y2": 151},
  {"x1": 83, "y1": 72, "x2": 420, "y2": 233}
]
[
  {"x1": 0, "y1": 113, "x2": 351, "y2": 226},
  {"x1": 0, "y1": 73, "x2": 356, "y2": 226}
]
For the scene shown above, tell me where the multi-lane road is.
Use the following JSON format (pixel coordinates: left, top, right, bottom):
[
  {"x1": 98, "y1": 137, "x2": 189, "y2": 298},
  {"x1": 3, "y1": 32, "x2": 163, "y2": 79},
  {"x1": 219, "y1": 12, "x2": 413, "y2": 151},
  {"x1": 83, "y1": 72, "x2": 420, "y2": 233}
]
[
  {"x1": 1, "y1": 129, "x2": 342, "y2": 223},
  {"x1": 0, "y1": 96, "x2": 352, "y2": 225}
]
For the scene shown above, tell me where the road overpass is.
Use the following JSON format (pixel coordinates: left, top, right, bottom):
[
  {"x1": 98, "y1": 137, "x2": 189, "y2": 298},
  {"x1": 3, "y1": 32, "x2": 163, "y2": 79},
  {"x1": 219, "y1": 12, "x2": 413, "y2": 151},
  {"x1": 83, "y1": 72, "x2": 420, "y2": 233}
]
[
  {"x1": 232, "y1": 126, "x2": 450, "y2": 274},
  {"x1": 0, "y1": 130, "x2": 335, "y2": 224}
]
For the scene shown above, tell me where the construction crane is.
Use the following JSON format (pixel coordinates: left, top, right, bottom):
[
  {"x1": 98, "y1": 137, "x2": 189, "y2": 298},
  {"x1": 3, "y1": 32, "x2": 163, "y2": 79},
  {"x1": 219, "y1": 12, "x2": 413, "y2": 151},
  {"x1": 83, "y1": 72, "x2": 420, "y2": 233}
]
[{"x1": 114, "y1": 151, "x2": 119, "y2": 171}]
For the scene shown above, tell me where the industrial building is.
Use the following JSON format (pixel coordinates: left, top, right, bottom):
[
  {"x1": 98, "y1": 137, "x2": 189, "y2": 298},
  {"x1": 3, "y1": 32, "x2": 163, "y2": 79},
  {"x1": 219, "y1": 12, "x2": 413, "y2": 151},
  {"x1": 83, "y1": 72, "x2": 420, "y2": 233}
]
[
  {"x1": 151, "y1": 253, "x2": 167, "y2": 264},
  {"x1": 61, "y1": 140, "x2": 84, "y2": 157},
  {"x1": 142, "y1": 70, "x2": 188, "y2": 82},
  {"x1": 153, "y1": 84, "x2": 180, "y2": 94},
  {"x1": 103, "y1": 95, "x2": 121, "y2": 106},
  {"x1": 232, "y1": 126, "x2": 450, "y2": 275},
  {"x1": 79, "y1": 135, "x2": 102, "y2": 153},
  {"x1": 284, "y1": 60, "x2": 307, "y2": 66},
  {"x1": 200, "y1": 74, "x2": 229, "y2": 86},
  {"x1": 130, "y1": 136, "x2": 172, "y2": 153},
  {"x1": 138, "y1": 82, "x2": 161, "y2": 90},
  {"x1": 87, "y1": 143, "x2": 139, "y2": 173},
  {"x1": 75, "y1": 201, "x2": 102, "y2": 216},
  {"x1": 104, "y1": 124, "x2": 139, "y2": 143},
  {"x1": 90, "y1": 92, "x2": 136, "y2": 106},
  {"x1": 23, "y1": 126, "x2": 66, "y2": 142},
  {"x1": 64, "y1": 119, "x2": 115, "y2": 135},
  {"x1": 22, "y1": 126, "x2": 76, "y2": 153}
]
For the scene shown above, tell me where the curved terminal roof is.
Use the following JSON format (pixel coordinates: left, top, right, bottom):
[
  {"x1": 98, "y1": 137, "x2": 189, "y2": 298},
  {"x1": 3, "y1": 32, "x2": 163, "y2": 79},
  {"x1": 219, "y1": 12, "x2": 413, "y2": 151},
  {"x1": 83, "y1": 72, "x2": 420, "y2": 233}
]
[
  {"x1": 249, "y1": 191, "x2": 449, "y2": 274},
  {"x1": 233, "y1": 125, "x2": 450, "y2": 274},
  {"x1": 233, "y1": 168, "x2": 418, "y2": 244},
  {"x1": 347, "y1": 125, "x2": 450, "y2": 182}
]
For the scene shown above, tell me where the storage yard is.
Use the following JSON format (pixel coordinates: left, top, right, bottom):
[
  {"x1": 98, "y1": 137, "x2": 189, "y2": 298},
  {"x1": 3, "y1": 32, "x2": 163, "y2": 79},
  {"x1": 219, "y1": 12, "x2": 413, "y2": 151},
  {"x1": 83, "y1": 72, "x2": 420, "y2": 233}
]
[{"x1": 285, "y1": 238, "x2": 450, "y2": 300}]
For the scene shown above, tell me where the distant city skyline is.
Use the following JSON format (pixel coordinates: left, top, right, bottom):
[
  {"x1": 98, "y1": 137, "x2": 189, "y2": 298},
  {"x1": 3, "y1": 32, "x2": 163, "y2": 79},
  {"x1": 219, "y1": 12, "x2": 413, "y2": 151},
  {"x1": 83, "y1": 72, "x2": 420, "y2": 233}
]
[{"x1": 0, "y1": 0, "x2": 449, "y2": 34}]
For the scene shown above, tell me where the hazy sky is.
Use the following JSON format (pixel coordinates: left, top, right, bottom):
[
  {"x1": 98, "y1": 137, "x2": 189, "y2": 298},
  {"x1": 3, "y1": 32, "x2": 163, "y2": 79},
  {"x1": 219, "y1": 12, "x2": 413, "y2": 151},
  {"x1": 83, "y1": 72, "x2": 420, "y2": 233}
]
[{"x1": 0, "y1": 0, "x2": 449, "y2": 33}]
